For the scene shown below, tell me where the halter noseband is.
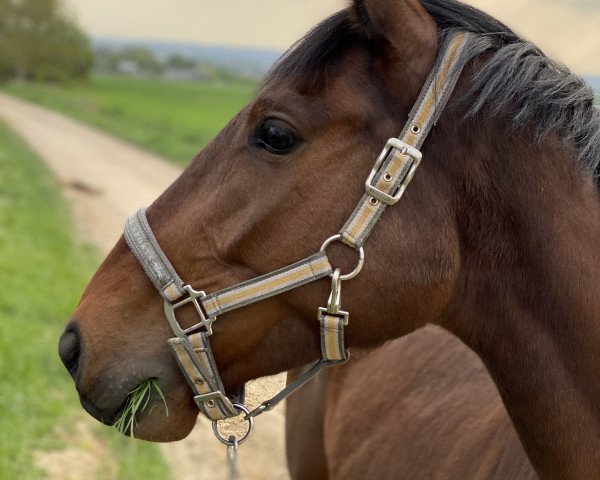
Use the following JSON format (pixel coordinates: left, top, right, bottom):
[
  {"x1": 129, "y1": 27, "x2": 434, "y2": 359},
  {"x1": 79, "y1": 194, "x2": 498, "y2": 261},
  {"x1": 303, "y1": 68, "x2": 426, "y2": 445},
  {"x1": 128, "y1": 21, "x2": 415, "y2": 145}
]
[{"x1": 124, "y1": 31, "x2": 489, "y2": 440}]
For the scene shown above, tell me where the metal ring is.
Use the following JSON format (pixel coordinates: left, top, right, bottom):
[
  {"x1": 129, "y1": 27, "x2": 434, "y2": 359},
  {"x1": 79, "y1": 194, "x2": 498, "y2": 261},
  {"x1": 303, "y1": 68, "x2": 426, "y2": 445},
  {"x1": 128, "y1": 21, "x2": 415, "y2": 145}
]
[
  {"x1": 212, "y1": 404, "x2": 254, "y2": 446},
  {"x1": 319, "y1": 235, "x2": 365, "y2": 281}
]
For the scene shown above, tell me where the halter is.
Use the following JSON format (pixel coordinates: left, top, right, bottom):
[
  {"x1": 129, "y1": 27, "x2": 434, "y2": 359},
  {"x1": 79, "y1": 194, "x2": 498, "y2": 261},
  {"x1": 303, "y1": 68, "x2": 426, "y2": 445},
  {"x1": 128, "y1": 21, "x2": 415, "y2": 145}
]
[{"x1": 124, "y1": 31, "x2": 490, "y2": 443}]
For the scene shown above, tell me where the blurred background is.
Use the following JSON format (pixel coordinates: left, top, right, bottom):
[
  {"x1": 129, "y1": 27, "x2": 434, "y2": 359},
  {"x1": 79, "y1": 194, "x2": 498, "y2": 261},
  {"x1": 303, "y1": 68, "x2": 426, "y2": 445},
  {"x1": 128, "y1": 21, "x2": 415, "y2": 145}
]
[{"x1": 0, "y1": 1, "x2": 598, "y2": 479}]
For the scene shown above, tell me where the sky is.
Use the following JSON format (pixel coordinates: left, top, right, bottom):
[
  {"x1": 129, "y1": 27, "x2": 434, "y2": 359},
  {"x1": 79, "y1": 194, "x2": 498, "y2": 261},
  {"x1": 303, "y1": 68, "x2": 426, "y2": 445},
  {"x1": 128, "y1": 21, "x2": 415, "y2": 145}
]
[{"x1": 63, "y1": 0, "x2": 600, "y2": 75}]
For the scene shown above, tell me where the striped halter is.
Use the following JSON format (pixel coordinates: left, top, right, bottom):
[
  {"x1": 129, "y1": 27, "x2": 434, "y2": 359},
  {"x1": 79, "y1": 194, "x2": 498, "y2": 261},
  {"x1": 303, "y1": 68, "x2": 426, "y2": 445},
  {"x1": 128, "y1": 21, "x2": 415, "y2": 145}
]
[{"x1": 124, "y1": 31, "x2": 489, "y2": 445}]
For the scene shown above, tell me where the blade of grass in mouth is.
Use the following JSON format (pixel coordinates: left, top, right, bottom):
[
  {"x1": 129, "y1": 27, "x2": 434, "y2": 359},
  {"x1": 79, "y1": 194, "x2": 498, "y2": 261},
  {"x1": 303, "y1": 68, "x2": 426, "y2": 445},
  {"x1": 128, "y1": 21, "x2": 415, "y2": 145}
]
[{"x1": 114, "y1": 378, "x2": 169, "y2": 437}]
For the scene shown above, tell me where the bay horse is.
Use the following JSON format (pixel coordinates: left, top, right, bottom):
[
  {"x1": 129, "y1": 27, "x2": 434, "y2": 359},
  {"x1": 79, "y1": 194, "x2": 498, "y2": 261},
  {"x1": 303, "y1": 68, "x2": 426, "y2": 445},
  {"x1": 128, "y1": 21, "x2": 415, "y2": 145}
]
[{"x1": 58, "y1": 0, "x2": 600, "y2": 478}]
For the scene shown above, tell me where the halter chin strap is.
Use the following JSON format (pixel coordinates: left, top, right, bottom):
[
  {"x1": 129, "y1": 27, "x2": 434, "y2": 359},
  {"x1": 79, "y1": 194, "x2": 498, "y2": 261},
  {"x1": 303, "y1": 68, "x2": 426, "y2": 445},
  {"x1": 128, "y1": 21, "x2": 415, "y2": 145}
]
[
  {"x1": 168, "y1": 332, "x2": 239, "y2": 419},
  {"x1": 124, "y1": 31, "x2": 491, "y2": 423}
]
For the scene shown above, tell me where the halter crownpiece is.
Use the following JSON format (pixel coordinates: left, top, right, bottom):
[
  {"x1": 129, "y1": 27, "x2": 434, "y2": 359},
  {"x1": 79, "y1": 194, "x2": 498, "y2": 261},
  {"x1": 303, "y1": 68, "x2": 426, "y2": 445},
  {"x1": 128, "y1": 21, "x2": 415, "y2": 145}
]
[{"x1": 124, "y1": 31, "x2": 491, "y2": 438}]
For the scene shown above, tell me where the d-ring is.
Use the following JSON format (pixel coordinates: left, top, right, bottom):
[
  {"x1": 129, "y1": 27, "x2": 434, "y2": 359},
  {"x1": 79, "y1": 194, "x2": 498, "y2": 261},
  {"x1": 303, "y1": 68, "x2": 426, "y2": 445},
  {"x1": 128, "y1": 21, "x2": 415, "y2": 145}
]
[
  {"x1": 212, "y1": 404, "x2": 254, "y2": 446},
  {"x1": 320, "y1": 235, "x2": 365, "y2": 280}
]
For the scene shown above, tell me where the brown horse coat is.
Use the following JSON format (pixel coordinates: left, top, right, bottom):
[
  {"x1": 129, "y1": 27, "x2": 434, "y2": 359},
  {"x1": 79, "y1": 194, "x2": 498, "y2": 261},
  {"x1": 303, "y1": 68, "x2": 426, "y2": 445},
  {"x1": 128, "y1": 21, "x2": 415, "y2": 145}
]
[{"x1": 286, "y1": 326, "x2": 538, "y2": 480}]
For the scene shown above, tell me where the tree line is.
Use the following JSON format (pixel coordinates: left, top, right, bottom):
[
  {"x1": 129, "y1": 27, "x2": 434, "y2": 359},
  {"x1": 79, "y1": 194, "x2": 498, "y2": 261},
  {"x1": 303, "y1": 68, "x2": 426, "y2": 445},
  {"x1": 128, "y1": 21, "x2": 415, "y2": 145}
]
[
  {"x1": 0, "y1": 0, "x2": 250, "y2": 84},
  {"x1": 0, "y1": 0, "x2": 93, "y2": 83},
  {"x1": 94, "y1": 46, "x2": 249, "y2": 83}
]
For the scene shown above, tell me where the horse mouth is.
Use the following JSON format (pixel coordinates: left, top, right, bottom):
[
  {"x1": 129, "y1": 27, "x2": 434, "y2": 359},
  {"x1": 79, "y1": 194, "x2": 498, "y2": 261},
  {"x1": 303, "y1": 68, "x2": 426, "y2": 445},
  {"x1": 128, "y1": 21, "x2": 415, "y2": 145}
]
[
  {"x1": 112, "y1": 378, "x2": 168, "y2": 436},
  {"x1": 78, "y1": 377, "x2": 168, "y2": 435}
]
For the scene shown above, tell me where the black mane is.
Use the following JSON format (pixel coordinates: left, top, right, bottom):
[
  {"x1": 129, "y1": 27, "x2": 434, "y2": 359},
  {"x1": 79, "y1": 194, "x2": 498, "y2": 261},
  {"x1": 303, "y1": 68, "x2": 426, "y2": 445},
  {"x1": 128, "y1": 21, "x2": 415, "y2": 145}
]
[{"x1": 266, "y1": 0, "x2": 600, "y2": 179}]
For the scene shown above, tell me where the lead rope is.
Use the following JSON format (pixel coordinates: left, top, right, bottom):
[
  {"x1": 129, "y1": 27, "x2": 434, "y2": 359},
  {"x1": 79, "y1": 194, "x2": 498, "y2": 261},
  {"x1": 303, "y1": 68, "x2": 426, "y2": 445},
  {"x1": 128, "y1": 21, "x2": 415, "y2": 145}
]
[{"x1": 226, "y1": 436, "x2": 239, "y2": 480}]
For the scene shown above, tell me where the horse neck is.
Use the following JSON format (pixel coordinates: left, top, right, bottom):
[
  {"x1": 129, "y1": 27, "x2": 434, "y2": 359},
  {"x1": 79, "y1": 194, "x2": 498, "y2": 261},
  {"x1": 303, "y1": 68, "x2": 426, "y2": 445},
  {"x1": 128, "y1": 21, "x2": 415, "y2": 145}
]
[{"x1": 444, "y1": 119, "x2": 600, "y2": 479}]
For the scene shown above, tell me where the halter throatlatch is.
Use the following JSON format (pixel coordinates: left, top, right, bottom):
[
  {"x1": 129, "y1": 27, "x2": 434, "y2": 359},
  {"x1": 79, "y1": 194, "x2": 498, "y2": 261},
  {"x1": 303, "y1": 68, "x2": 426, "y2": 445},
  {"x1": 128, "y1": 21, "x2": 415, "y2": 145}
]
[{"x1": 124, "y1": 31, "x2": 491, "y2": 439}]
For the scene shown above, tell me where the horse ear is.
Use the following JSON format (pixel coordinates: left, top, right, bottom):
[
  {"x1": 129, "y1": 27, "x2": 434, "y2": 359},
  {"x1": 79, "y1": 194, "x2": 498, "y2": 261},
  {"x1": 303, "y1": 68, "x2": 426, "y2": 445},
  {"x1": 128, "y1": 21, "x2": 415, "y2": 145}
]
[{"x1": 352, "y1": 0, "x2": 438, "y2": 84}]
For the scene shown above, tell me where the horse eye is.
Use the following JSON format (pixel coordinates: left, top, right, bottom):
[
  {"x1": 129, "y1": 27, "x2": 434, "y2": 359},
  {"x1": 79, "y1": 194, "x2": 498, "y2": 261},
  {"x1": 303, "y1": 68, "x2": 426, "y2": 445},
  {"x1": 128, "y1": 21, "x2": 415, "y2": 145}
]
[{"x1": 253, "y1": 119, "x2": 296, "y2": 155}]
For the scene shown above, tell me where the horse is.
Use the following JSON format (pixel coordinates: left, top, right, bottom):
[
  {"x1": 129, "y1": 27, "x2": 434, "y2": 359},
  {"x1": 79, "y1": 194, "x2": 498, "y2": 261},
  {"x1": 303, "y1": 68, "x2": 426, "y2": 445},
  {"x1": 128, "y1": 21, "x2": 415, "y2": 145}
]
[
  {"x1": 58, "y1": 0, "x2": 600, "y2": 478},
  {"x1": 286, "y1": 327, "x2": 538, "y2": 479}
]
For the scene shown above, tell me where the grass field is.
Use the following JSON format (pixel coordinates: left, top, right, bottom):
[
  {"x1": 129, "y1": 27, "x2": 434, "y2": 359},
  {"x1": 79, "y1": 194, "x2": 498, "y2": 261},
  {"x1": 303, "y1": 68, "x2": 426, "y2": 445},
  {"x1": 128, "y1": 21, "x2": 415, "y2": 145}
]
[
  {"x1": 5, "y1": 75, "x2": 258, "y2": 165},
  {"x1": 0, "y1": 121, "x2": 171, "y2": 479}
]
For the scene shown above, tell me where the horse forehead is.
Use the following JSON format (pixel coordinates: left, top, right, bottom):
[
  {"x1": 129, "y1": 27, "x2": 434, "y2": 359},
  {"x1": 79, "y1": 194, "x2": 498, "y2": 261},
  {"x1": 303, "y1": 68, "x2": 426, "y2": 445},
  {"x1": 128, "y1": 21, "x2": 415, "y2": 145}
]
[{"x1": 250, "y1": 87, "x2": 377, "y2": 138}]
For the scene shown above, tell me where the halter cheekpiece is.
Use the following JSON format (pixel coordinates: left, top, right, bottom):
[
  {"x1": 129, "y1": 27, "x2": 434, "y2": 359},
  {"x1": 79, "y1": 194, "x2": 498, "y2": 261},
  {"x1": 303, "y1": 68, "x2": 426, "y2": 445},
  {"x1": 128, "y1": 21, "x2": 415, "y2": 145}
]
[{"x1": 124, "y1": 31, "x2": 490, "y2": 445}]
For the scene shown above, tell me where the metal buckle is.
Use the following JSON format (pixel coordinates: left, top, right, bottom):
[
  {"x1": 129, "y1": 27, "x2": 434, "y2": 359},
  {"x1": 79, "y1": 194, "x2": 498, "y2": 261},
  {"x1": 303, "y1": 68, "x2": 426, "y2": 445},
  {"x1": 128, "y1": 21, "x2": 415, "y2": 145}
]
[
  {"x1": 194, "y1": 390, "x2": 229, "y2": 409},
  {"x1": 164, "y1": 284, "x2": 217, "y2": 337},
  {"x1": 318, "y1": 306, "x2": 349, "y2": 326},
  {"x1": 365, "y1": 138, "x2": 423, "y2": 206}
]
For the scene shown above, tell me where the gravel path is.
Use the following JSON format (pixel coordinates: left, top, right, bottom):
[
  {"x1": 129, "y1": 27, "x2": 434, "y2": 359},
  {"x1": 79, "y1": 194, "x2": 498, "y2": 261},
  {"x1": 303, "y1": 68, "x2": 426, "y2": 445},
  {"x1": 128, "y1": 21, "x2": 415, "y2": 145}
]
[{"x1": 0, "y1": 93, "x2": 290, "y2": 480}]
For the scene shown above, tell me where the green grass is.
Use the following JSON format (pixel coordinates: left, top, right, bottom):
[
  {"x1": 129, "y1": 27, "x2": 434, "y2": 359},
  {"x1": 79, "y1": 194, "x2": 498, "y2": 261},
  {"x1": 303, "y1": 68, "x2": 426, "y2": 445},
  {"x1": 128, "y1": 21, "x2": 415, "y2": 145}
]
[
  {"x1": 4, "y1": 75, "x2": 258, "y2": 165},
  {"x1": 0, "y1": 121, "x2": 171, "y2": 479},
  {"x1": 114, "y1": 379, "x2": 168, "y2": 437}
]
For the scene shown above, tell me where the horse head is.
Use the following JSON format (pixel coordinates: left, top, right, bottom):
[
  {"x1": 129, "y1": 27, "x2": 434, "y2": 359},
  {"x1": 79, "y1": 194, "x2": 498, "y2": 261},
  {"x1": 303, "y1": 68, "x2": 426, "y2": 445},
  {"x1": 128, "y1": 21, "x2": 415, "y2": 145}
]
[
  {"x1": 58, "y1": 0, "x2": 461, "y2": 441},
  {"x1": 59, "y1": 7, "x2": 600, "y2": 478}
]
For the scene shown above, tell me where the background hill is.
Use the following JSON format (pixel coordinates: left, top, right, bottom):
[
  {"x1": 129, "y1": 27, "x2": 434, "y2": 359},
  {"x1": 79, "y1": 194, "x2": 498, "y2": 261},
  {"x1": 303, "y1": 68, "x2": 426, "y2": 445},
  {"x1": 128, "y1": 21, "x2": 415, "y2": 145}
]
[{"x1": 93, "y1": 37, "x2": 282, "y2": 79}]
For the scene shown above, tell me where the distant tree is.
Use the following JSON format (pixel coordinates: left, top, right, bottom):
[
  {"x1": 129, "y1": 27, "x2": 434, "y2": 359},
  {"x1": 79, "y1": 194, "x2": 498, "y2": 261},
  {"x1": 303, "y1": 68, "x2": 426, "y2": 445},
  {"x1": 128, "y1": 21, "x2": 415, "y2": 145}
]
[
  {"x1": 165, "y1": 54, "x2": 196, "y2": 71},
  {"x1": 0, "y1": 0, "x2": 93, "y2": 83},
  {"x1": 118, "y1": 47, "x2": 164, "y2": 75},
  {"x1": 93, "y1": 46, "x2": 120, "y2": 73}
]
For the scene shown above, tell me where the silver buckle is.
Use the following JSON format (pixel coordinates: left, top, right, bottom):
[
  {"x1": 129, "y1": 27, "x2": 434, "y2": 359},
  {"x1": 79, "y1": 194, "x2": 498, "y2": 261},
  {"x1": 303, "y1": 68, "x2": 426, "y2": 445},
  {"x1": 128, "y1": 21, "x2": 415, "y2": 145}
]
[
  {"x1": 365, "y1": 138, "x2": 422, "y2": 206},
  {"x1": 318, "y1": 306, "x2": 349, "y2": 326},
  {"x1": 164, "y1": 285, "x2": 217, "y2": 337}
]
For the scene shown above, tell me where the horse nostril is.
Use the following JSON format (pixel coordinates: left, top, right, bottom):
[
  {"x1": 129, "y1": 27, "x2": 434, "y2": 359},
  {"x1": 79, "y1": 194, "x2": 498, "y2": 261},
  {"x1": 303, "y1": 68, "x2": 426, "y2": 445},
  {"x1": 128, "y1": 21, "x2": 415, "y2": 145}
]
[{"x1": 58, "y1": 324, "x2": 82, "y2": 378}]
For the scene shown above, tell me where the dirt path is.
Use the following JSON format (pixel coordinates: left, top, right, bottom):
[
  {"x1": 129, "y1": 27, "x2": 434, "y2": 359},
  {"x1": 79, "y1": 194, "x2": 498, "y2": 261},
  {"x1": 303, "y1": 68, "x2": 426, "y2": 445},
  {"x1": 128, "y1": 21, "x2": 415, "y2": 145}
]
[{"x1": 0, "y1": 93, "x2": 290, "y2": 480}]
